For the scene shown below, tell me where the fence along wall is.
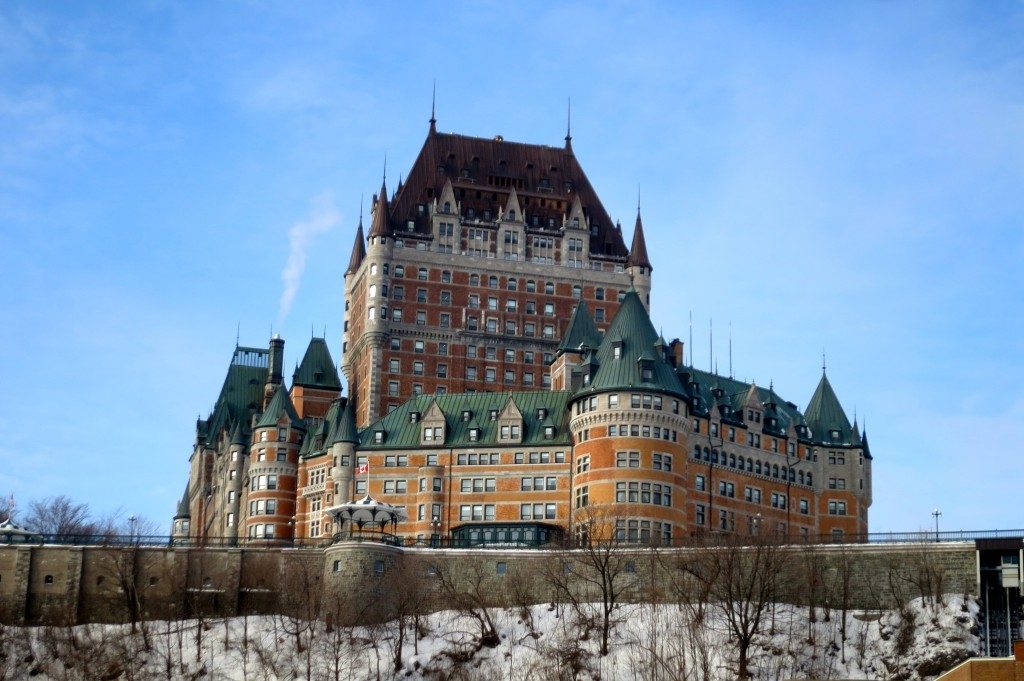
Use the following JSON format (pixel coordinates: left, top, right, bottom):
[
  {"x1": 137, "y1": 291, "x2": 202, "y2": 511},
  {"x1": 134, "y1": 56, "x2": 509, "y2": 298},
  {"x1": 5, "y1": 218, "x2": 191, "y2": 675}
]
[{"x1": 0, "y1": 541, "x2": 978, "y2": 626}]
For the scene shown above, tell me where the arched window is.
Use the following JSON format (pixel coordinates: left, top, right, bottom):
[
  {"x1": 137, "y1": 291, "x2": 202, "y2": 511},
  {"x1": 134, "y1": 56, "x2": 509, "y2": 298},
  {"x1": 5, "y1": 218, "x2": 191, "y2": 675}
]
[
  {"x1": 443, "y1": 201, "x2": 451, "y2": 214},
  {"x1": 507, "y1": 278, "x2": 517, "y2": 291},
  {"x1": 572, "y1": 285, "x2": 582, "y2": 299},
  {"x1": 729, "y1": 454, "x2": 736, "y2": 468},
  {"x1": 806, "y1": 473, "x2": 813, "y2": 485},
  {"x1": 711, "y1": 449, "x2": 719, "y2": 464},
  {"x1": 508, "y1": 209, "x2": 516, "y2": 220},
  {"x1": 772, "y1": 464, "x2": 779, "y2": 478},
  {"x1": 798, "y1": 471, "x2": 805, "y2": 485},
  {"x1": 755, "y1": 461, "x2": 762, "y2": 475},
  {"x1": 694, "y1": 445, "x2": 701, "y2": 458},
  {"x1": 488, "y1": 275, "x2": 498, "y2": 288},
  {"x1": 703, "y1": 447, "x2": 710, "y2": 461},
  {"x1": 737, "y1": 456, "x2": 744, "y2": 470},
  {"x1": 470, "y1": 274, "x2": 480, "y2": 286},
  {"x1": 747, "y1": 458, "x2": 753, "y2": 472},
  {"x1": 595, "y1": 287, "x2": 605, "y2": 301}
]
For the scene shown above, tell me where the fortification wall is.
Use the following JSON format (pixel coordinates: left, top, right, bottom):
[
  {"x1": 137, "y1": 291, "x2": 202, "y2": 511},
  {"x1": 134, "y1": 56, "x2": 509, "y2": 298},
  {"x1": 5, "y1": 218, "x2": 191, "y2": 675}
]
[{"x1": 0, "y1": 541, "x2": 977, "y2": 626}]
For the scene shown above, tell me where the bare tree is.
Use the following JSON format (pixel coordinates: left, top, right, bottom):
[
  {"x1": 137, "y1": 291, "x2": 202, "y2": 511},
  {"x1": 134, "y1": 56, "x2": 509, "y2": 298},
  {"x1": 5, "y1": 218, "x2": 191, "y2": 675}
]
[
  {"x1": 22, "y1": 495, "x2": 97, "y2": 537},
  {"x1": 433, "y1": 554, "x2": 503, "y2": 651},
  {"x1": 680, "y1": 534, "x2": 786, "y2": 680}
]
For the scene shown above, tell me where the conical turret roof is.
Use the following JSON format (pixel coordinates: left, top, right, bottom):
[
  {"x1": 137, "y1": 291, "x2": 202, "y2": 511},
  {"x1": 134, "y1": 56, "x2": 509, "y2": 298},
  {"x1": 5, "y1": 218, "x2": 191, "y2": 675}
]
[
  {"x1": 557, "y1": 302, "x2": 602, "y2": 355},
  {"x1": 627, "y1": 209, "x2": 652, "y2": 270},
  {"x1": 293, "y1": 338, "x2": 341, "y2": 390},
  {"x1": 328, "y1": 399, "x2": 359, "y2": 445},
  {"x1": 368, "y1": 178, "x2": 391, "y2": 239},
  {"x1": 346, "y1": 221, "x2": 366, "y2": 274},
  {"x1": 804, "y1": 372, "x2": 853, "y2": 444},
  {"x1": 256, "y1": 385, "x2": 304, "y2": 429},
  {"x1": 174, "y1": 486, "x2": 190, "y2": 519}
]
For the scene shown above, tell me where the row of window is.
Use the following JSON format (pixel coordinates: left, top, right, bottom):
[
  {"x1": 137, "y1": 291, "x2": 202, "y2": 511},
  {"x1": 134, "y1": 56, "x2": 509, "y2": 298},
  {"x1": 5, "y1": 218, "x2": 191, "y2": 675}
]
[
  {"x1": 615, "y1": 481, "x2": 672, "y2": 507},
  {"x1": 385, "y1": 373, "x2": 554, "y2": 396},
  {"x1": 372, "y1": 262, "x2": 616, "y2": 301},
  {"x1": 249, "y1": 499, "x2": 277, "y2": 515},
  {"x1": 608, "y1": 424, "x2": 680, "y2": 442},
  {"x1": 576, "y1": 393, "x2": 682, "y2": 415},
  {"x1": 691, "y1": 446, "x2": 813, "y2": 485},
  {"x1": 613, "y1": 451, "x2": 673, "y2": 471}
]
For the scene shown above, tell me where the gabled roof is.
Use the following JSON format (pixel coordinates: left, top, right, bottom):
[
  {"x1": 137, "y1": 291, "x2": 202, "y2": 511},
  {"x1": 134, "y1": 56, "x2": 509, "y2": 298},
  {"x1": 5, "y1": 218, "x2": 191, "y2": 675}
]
[
  {"x1": 679, "y1": 367, "x2": 805, "y2": 434},
  {"x1": 576, "y1": 289, "x2": 684, "y2": 397},
  {"x1": 557, "y1": 302, "x2": 602, "y2": 355},
  {"x1": 804, "y1": 372, "x2": 854, "y2": 445},
  {"x1": 256, "y1": 385, "x2": 304, "y2": 429},
  {"x1": 359, "y1": 391, "x2": 571, "y2": 449},
  {"x1": 627, "y1": 209, "x2": 652, "y2": 270},
  {"x1": 293, "y1": 338, "x2": 341, "y2": 390},
  {"x1": 346, "y1": 221, "x2": 366, "y2": 274},
  {"x1": 386, "y1": 129, "x2": 628, "y2": 259}
]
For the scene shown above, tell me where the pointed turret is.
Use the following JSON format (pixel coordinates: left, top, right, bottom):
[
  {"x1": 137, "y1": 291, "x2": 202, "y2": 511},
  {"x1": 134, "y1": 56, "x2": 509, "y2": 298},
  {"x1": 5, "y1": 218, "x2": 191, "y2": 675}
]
[
  {"x1": 368, "y1": 178, "x2": 391, "y2": 240},
  {"x1": 328, "y1": 399, "x2": 359, "y2": 445},
  {"x1": 804, "y1": 372, "x2": 853, "y2": 444},
  {"x1": 627, "y1": 209, "x2": 652, "y2": 270},
  {"x1": 256, "y1": 384, "x2": 303, "y2": 429},
  {"x1": 230, "y1": 419, "x2": 248, "y2": 446},
  {"x1": 293, "y1": 338, "x2": 341, "y2": 390},
  {"x1": 557, "y1": 302, "x2": 602, "y2": 355},
  {"x1": 566, "y1": 194, "x2": 587, "y2": 231},
  {"x1": 174, "y1": 485, "x2": 190, "y2": 520},
  {"x1": 437, "y1": 177, "x2": 457, "y2": 216},
  {"x1": 346, "y1": 220, "x2": 366, "y2": 275}
]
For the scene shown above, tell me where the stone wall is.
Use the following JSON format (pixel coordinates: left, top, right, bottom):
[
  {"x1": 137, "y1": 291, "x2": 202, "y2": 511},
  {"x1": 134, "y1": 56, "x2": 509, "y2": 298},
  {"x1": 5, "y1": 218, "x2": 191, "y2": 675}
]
[{"x1": 0, "y1": 540, "x2": 979, "y2": 626}]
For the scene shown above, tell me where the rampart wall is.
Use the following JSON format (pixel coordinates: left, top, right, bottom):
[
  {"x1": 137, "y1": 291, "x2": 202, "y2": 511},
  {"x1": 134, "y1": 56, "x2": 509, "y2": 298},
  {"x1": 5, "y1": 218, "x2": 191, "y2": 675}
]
[{"x1": 0, "y1": 541, "x2": 978, "y2": 626}]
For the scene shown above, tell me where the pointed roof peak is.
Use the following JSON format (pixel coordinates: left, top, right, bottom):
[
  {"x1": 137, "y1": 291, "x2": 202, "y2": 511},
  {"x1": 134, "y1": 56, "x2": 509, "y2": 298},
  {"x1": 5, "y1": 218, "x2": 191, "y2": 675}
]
[
  {"x1": 293, "y1": 337, "x2": 341, "y2": 390},
  {"x1": 429, "y1": 80, "x2": 437, "y2": 133},
  {"x1": 805, "y1": 371, "x2": 852, "y2": 444},
  {"x1": 369, "y1": 174, "x2": 391, "y2": 239},
  {"x1": 557, "y1": 301, "x2": 602, "y2": 355},
  {"x1": 346, "y1": 221, "x2": 366, "y2": 274},
  {"x1": 627, "y1": 209, "x2": 652, "y2": 270},
  {"x1": 564, "y1": 97, "x2": 573, "y2": 151},
  {"x1": 174, "y1": 485, "x2": 190, "y2": 519},
  {"x1": 256, "y1": 384, "x2": 303, "y2": 429}
]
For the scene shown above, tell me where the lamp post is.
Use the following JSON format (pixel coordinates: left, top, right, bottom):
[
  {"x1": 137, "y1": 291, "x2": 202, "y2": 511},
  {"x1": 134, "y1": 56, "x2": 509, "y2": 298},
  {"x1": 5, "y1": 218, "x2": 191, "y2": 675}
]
[
  {"x1": 128, "y1": 515, "x2": 137, "y2": 542},
  {"x1": 431, "y1": 516, "x2": 441, "y2": 547},
  {"x1": 932, "y1": 509, "x2": 942, "y2": 542}
]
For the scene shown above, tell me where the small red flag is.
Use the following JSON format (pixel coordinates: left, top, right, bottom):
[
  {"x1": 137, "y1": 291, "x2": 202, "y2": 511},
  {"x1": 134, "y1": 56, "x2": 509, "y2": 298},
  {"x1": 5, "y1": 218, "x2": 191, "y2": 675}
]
[{"x1": 357, "y1": 463, "x2": 369, "y2": 475}]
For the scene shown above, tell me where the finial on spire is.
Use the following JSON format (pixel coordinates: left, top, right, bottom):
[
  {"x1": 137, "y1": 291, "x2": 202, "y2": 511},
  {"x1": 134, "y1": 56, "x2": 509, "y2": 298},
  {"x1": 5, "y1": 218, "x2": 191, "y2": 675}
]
[
  {"x1": 637, "y1": 183, "x2": 641, "y2": 214},
  {"x1": 359, "y1": 194, "x2": 364, "y2": 226},
  {"x1": 430, "y1": 80, "x2": 437, "y2": 132},
  {"x1": 822, "y1": 349, "x2": 827, "y2": 375},
  {"x1": 565, "y1": 97, "x2": 572, "y2": 147},
  {"x1": 383, "y1": 154, "x2": 387, "y2": 184},
  {"x1": 236, "y1": 321, "x2": 240, "y2": 347}
]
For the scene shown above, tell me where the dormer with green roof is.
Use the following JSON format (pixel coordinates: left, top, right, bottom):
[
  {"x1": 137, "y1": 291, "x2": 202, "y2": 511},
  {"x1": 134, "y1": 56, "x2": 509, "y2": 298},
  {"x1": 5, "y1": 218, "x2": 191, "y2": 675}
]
[
  {"x1": 291, "y1": 337, "x2": 342, "y2": 421},
  {"x1": 256, "y1": 384, "x2": 304, "y2": 430},
  {"x1": 551, "y1": 302, "x2": 604, "y2": 392}
]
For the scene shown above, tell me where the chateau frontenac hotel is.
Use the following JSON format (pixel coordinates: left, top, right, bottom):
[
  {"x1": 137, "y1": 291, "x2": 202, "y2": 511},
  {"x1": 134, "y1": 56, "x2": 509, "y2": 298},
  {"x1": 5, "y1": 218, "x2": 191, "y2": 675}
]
[{"x1": 174, "y1": 114, "x2": 872, "y2": 547}]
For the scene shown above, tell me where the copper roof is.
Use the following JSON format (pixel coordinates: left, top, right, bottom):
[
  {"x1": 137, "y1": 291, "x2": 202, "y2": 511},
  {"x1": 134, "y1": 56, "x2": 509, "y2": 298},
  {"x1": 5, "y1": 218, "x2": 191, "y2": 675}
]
[{"x1": 387, "y1": 129, "x2": 628, "y2": 258}]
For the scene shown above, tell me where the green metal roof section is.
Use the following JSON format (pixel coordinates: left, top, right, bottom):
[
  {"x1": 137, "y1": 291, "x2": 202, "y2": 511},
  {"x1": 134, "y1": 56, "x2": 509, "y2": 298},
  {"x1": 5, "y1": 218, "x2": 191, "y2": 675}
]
[
  {"x1": 679, "y1": 367, "x2": 804, "y2": 436},
  {"x1": 332, "y1": 399, "x2": 359, "y2": 445},
  {"x1": 358, "y1": 390, "x2": 572, "y2": 450},
  {"x1": 174, "y1": 485, "x2": 190, "y2": 518},
  {"x1": 200, "y1": 345, "x2": 269, "y2": 447},
  {"x1": 292, "y1": 337, "x2": 341, "y2": 390},
  {"x1": 229, "y1": 419, "x2": 249, "y2": 446},
  {"x1": 256, "y1": 384, "x2": 304, "y2": 429},
  {"x1": 804, "y1": 372, "x2": 854, "y2": 445},
  {"x1": 556, "y1": 301, "x2": 602, "y2": 355},
  {"x1": 576, "y1": 289, "x2": 685, "y2": 398}
]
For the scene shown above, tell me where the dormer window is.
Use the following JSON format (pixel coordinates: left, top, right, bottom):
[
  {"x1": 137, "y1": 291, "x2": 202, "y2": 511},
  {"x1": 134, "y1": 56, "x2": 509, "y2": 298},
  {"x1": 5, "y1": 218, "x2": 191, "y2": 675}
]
[
  {"x1": 612, "y1": 340, "x2": 623, "y2": 359},
  {"x1": 543, "y1": 426, "x2": 555, "y2": 439},
  {"x1": 374, "y1": 430, "x2": 385, "y2": 444},
  {"x1": 467, "y1": 207, "x2": 475, "y2": 219},
  {"x1": 409, "y1": 412, "x2": 420, "y2": 423},
  {"x1": 536, "y1": 407, "x2": 547, "y2": 419},
  {"x1": 469, "y1": 428, "x2": 480, "y2": 441},
  {"x1": 638, "y1": 359, "x2": 654, "y2": 382},
  {"x1": 508, "y1": 209, "x2": 516, "y2": 220},
  {"x1": 489, "y1": 409, "x2": 498, "y2": 421},
  {"x1": 462, "y1": 410, "x2": 472, "y2": 422},
  {"x1": 443, "y1": 201, "x2": 451, "y2": 214},
  {"x1": 423, "y1": 426, "x2": 442, "y2": 442},
  {"x1": 830, "y1": 429, "x2": 841, "y2": 441}
]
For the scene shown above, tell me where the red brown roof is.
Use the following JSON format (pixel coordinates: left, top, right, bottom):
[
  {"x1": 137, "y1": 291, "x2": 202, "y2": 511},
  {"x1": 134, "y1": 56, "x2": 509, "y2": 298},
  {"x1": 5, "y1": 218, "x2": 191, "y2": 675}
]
[{"x1": 387, "y1": 129, "x2": 629, "y2": 259}]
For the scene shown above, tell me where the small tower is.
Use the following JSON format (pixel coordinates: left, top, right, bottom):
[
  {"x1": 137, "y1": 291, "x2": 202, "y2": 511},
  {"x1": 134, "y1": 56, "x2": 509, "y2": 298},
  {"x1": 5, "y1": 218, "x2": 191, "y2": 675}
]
[
  {"x1": 328, "y1": 398, "x2": 360, "y2": 504},
  {"x1": 171, "y1": 485, "x2": 191, "y2": 541},
  {"x1": 627, "y1": 207, "x2": 653, "y2": 311}
]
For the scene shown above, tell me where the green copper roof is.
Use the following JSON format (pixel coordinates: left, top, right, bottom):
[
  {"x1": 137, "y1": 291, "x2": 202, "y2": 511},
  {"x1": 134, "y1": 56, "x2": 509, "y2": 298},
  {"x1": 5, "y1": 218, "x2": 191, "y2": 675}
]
[
  {"x1": 200, "y1": 345, "x2": 268, "y2": 447},
  {"x1": 680, "y1": 367, "x2": 804, "y2": 435},
  {"x1": 359, "y1": 391, "x2": 571, "y2": 450},
  {"x1": 557, "y1": 302, "x2": 602, "y2": 355},
  {"x1": 292, "y1": 338, "x2": 341, "y2": 390},
  {"x1": 804, "y1": 372, "x2": 854, "y2": 445},
  {"x1": 256, "y1": 385, "x2": 304, "y2": 429},
  {"x1": 576, "y1": 289, "x2": 684, "y2": 398},
  {"x1": 329, "y1": 399, "x2": 359, "y2": 445}
]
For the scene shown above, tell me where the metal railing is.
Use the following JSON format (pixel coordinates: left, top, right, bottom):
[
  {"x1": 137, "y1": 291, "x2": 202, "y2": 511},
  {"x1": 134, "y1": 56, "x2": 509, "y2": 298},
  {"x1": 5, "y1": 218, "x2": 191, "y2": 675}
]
[{"x1": 3, "y1": 528, "x2": 1021, "y2": 550}]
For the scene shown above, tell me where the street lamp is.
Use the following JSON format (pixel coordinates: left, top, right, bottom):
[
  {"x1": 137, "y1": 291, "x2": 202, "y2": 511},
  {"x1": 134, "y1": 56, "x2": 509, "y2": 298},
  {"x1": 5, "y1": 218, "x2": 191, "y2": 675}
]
[
  {"x1": 128, "y1": 515, "x2": 137, "y2": 541},
  {"x1": 430, "y1": 516, "x2": 441, "y2": 547},
  {"x1": 932, "y1": 509, "x2": 942, "y2": 542}
]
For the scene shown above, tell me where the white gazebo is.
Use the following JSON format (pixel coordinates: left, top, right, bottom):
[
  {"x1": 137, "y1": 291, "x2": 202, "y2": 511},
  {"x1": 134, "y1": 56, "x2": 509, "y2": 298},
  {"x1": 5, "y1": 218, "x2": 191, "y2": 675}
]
[
  {"x1": 325, "y1": 495, "x2": 408, "y2": 544},
  {"x1": 0, "y1": 518, "x2": 36, "y2": 544}
]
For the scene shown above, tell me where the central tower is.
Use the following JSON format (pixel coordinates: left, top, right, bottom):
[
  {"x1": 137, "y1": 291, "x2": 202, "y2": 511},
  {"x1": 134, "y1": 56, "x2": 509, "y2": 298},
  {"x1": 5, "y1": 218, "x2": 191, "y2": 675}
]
[{"x1": 342, "y1": 117, "x2": 650, "y2": 427}]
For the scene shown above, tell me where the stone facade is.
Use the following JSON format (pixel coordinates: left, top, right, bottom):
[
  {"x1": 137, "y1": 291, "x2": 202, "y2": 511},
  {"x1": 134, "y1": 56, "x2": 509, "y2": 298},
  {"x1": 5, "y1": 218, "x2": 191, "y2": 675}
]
[{"x1": 0, "y1": 540, "x2": 980, "y2": 626}]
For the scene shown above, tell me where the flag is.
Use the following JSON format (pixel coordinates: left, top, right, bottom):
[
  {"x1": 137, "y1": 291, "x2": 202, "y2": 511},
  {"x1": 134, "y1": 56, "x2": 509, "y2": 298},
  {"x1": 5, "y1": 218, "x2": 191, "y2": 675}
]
[{"x1": 357, "y1": 463, "x2": 369, "y2": 475}]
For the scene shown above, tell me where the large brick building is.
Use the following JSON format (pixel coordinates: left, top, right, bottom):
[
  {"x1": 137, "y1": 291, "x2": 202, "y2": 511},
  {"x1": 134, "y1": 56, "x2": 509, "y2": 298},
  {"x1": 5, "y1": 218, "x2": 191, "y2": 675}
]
[{"x1": 175, "y1": 116, "x2": 871, "y2": 546}]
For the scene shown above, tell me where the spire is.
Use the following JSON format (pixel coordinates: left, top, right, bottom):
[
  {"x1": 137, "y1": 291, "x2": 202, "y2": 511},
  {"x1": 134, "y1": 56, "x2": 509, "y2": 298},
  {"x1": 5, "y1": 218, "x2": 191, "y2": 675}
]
[
  {"x1": 293, "y1": 337, "x2": 341, "y2": 390},
  {"x1": 565, "y1": 97, "x2": 572, "y2": 151},
  {"x1": 627, "y1": 204, "x2": 652, "y2": 270},
  {"x1": 174, "y1": 485, "x2": 190, "y2": 519},
  {"x1": 429, "y1": 80, "x2": 437, "y2": 134},
  {"x1": 346, "y1": 217, "x2": 366, "y2": 274},
  {"x1": 368, "y1": 173, "x2": 391, "y2": 240},
  {"x1": 256, "y1": 384, "x2": 304, "y2": 429},
  {"x1": 557, "y1": 301, "x2": 602, "y2": 355}
]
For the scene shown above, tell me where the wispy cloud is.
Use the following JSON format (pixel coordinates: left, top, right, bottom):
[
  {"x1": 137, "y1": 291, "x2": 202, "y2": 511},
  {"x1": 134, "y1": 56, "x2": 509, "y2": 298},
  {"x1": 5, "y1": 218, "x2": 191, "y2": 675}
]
[{"x1": 278, "y1": 191, "x2": 340, "y2": 322}]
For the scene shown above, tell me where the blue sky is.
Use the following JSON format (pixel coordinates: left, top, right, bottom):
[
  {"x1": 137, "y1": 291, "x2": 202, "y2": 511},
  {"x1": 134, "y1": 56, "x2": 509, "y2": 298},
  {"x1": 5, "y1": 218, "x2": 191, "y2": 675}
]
[{"x1": 1, "y1": 2, "x2": 1022, "y2": 533}]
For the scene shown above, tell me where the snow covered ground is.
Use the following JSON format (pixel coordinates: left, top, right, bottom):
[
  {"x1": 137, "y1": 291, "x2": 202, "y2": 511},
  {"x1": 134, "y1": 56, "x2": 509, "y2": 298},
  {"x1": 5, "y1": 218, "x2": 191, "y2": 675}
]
[{"x1": 0, "y1": 596, "x2": 979, "y2": 680}]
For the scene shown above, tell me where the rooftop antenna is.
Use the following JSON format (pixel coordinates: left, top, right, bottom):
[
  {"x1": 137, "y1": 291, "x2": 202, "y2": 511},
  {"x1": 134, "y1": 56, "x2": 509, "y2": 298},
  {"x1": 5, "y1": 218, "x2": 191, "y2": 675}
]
[
  {"x1": 429, "y1": 80, "x2": 437, "y2": 131},
  {"x1": 709, "y1": 318, "x2": 713, "y2": 373},
  {"x1": 688, "y1": 310, "x2": 693, "y2": 366},
  {"x1": 236, "y1": 322, "x2": 240, "y2": 347},
  {"x1": 729, "y1": 321, "x2": 733, "y2": 378}
]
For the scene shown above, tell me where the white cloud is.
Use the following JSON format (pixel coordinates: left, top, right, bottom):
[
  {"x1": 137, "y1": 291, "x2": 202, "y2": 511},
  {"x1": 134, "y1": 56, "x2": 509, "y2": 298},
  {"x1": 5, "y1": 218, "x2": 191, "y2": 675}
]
[{"x1": 278, "y1": 191, "x2": 340, "y2": 322}]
